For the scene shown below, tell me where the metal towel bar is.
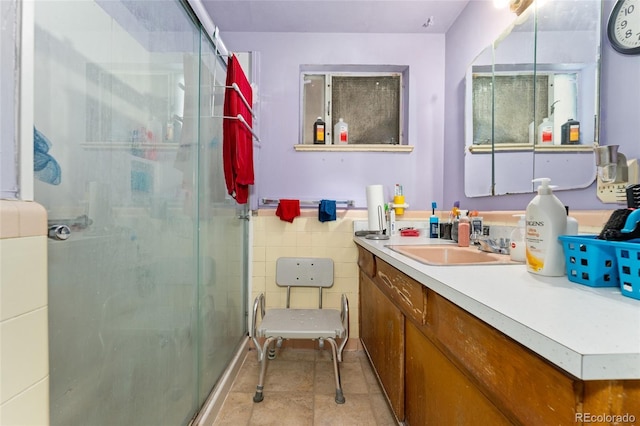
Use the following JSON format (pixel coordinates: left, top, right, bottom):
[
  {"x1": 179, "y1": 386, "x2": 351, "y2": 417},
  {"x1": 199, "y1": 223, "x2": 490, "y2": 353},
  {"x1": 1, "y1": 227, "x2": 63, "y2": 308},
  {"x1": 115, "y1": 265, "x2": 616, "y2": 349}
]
[{"x1": 260, "y1": 198, "x2": 354, "y2": 207}]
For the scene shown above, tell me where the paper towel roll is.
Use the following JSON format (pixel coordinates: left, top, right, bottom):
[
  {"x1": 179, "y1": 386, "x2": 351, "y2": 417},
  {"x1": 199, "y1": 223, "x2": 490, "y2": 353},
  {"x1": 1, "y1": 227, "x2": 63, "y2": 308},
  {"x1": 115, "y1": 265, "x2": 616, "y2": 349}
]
[{"x1": 366, "y1": 184, "x2": 386, "y2": 231}]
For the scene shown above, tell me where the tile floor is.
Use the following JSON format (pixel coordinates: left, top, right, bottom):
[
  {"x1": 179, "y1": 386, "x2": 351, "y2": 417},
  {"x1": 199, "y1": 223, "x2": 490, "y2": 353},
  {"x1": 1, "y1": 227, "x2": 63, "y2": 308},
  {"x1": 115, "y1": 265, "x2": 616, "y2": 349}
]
[{"x1": 212, "y1": 347, "x2": 398, "y2": 425}]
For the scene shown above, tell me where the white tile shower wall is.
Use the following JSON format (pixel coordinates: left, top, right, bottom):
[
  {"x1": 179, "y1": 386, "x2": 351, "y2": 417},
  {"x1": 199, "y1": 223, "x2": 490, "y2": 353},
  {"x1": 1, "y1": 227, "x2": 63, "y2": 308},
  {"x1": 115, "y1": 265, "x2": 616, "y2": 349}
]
[{"x1": 0, "y1": 201, "x2": 49, "y2": 425}]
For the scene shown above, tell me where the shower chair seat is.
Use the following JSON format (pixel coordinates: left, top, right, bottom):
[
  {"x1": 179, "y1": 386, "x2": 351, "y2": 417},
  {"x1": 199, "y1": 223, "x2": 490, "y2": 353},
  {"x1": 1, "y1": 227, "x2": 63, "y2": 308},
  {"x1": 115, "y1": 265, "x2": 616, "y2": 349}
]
[{"x1": 251, "y1": 257, "x2": 349, "y2": 404}]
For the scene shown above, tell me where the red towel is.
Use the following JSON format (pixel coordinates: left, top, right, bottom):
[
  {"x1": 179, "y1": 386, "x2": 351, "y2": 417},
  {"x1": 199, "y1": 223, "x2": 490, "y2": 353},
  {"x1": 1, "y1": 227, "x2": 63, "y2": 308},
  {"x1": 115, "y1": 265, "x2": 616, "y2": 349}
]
[
  {"x1": 276, "y1": 199, "x2": 301, "y2": 223},
  {"x1": 223, "y1": 54, "x2": 254, "y2": 204}
]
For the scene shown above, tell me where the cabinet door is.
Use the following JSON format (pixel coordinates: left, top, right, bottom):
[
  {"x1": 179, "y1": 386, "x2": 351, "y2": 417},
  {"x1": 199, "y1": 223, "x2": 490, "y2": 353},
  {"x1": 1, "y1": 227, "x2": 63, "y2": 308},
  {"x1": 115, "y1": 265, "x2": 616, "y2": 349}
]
[
  {"x1": 405, "y1": 321, "x2": 512, "y2": 426},
  {"x1": 359, "y1": 271, "x2": 405, "y2": 421}
]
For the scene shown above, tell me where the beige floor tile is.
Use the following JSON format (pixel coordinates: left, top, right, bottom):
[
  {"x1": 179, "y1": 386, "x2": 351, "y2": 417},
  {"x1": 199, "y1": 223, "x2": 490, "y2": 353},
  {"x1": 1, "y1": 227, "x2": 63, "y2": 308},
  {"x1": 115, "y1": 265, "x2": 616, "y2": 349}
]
[
  {"x1": 271, "y1": 347, "x2": 317, "y2": 362},
  {"x1": 315, "y1": 361, "x2": 369, "y2": 396},
  {"x1": 313, "y1": 394, "x2": 378, "y2": 426},
  {"x1": 369, "y1": 392, "x2": 398, "y2": 426},
  {"x1": 263, "y1": 360, "x2": 315, "y2": 393},
  {"x1": 250, "y1": 391, "x2": 314, "y2": 425},
  {"x1": 213, "y1": 349, "x2": 396, "y2": 426},
  {"x1": 359, "y1": 358, "x2": 382, "y2": 394},
  {"x1": 213, "y1": 392, "x2": 254, "y2": 425},
  {"x1": 230, "y1": 360, "x2": 261, "y2": 393}
]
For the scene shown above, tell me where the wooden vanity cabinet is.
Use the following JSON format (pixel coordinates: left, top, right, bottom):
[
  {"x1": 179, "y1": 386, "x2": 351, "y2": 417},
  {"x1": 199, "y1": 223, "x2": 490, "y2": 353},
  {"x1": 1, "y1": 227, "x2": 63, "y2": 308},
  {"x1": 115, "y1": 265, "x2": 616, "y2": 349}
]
[
  {"x1": 359, "y1": 271, "x2": 405, "y2": 420},
  {"x1": 357, "y1": 245, "x2": 640, "y2": 425},
  {"x1": 405, "y1": 320, "x2": 511, "y2": 425},
  {"x1": 357, "y1": 246, "x2": 405, "y2": 420}
]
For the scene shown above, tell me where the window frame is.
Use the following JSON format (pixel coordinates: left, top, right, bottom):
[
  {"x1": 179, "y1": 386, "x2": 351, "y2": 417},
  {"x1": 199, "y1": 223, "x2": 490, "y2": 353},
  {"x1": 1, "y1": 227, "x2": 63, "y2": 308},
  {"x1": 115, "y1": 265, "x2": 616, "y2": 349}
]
[{"x1": 298, "y1": 66, "x2": 408, "y2": 148}]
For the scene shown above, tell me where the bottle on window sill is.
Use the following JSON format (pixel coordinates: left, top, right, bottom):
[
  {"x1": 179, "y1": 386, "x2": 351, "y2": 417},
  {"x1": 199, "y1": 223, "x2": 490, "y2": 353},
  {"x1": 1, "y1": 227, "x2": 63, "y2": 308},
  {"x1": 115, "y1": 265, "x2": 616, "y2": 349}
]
[{"x1": 313, "y1": 117, "x2": 326, "y2": 144}]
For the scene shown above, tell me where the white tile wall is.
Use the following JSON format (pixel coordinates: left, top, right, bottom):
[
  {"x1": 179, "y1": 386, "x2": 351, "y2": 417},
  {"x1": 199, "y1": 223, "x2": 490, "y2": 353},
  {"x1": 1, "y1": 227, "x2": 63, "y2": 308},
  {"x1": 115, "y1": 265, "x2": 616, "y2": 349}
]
[
  {"x1": 251, "y1": 213, "x2": 361, "y2": 337},
  {"x1": 0, "y1": 200, "x2": 49, "y2": 426}
]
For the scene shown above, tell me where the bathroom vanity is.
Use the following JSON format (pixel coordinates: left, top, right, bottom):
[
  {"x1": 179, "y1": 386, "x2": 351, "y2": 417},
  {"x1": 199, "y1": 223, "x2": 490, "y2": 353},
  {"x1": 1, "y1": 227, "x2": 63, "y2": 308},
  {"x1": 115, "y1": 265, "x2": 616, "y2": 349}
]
[{"x1": 355, "y1": 236, "x2": 640, "y2": 425}]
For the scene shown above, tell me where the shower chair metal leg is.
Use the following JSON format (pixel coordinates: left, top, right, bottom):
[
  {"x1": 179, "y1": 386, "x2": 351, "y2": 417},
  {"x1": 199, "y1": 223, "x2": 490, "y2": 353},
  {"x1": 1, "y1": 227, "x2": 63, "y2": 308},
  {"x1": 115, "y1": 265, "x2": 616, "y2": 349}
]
[
  {"x1": 327, "y1": 337, "x2": 345, "y2": 404},
  {"x1": 253, "y1": 336, "x2": 275, "y2": 403}
]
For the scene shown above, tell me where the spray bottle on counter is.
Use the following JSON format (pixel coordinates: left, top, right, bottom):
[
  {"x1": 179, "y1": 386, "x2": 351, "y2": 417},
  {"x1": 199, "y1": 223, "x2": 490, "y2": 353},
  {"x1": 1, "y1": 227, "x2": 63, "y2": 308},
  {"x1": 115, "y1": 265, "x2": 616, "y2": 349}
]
[{"x1": 525, "y1": 178, "x2": 567, "y2": 276}]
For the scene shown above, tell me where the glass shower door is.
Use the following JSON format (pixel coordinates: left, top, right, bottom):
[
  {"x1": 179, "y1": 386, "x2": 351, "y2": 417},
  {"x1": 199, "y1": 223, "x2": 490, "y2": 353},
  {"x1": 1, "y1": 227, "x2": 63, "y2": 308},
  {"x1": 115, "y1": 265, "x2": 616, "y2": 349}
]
[
  {"x1": 33, "y1": 1, "x2": 247, "y2": 424},
  {"x1": 196, "y1": 35, "x2": 249, "y2": 402}
]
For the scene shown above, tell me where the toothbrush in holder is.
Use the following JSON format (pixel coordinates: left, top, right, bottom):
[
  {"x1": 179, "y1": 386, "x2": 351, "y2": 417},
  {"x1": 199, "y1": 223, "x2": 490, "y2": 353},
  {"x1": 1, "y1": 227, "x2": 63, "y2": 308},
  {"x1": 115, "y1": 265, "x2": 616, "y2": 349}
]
[{"x1": 429, "y1": 202, "x2": 439, "y2": 238}]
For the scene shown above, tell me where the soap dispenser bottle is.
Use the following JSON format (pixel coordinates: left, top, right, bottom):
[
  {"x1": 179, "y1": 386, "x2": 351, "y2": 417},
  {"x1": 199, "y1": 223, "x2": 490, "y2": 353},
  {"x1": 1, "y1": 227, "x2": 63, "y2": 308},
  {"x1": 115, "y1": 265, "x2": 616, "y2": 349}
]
[
  {"x1": 525, "y1": 178, "x2": 567, "y2": 276},
  {"x1": 510, "y1": 214, "x2": 526, "y2": 262}
]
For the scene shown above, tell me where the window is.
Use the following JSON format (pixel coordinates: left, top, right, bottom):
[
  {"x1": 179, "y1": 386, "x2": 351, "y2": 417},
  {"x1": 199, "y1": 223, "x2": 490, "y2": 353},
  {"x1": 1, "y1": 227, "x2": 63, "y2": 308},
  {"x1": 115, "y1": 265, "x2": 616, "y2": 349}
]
[{"x1": 300, "y1": 67, "x2": 406, "y2": 146}]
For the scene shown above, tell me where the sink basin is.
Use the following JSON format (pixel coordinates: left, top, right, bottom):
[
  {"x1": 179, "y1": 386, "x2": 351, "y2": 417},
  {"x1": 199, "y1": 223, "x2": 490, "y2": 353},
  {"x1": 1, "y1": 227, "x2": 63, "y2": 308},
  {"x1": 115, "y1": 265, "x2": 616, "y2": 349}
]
[{"x1": 386, "y1": 245, "x2": 519, "y2": 266}]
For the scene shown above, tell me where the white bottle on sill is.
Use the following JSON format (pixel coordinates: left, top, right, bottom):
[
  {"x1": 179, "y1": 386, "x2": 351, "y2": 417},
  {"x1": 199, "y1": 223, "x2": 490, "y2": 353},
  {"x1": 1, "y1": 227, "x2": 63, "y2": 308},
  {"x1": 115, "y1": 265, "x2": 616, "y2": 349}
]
[{"x1": 334, "y1": 118, "x2": 348, "y2": 145}]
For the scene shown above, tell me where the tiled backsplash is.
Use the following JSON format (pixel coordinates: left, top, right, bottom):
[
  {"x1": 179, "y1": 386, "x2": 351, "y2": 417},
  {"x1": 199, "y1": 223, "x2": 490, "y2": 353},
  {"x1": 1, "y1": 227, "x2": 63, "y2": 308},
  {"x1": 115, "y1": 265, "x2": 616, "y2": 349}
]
[{"x1": 0, "y1": 200, "x2": 49, "y2": 426}]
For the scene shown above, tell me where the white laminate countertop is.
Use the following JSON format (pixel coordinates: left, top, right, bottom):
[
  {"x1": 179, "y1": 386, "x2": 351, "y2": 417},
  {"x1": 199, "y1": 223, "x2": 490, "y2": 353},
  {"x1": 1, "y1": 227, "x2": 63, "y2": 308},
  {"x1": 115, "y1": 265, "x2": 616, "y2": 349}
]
[{"x1": 354, "y1": 235, "x2": 640, "y2": 381}]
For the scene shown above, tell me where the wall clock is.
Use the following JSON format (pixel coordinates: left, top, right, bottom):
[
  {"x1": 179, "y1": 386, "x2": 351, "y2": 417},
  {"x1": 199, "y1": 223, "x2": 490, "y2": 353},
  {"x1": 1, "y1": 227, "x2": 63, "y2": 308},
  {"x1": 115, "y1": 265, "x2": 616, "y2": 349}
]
[{"x1": 608, "y1": 0, "x2": 640, "y2": 54}]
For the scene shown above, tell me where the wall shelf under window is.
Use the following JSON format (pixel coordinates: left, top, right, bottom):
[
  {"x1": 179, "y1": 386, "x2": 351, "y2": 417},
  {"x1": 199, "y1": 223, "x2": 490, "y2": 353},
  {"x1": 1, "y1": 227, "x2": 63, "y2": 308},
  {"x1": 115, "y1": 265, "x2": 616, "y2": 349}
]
[
  {"x1": 468, "y1": 143, "x2": 595, "y2": 154},
  {"x1": 294, "y1": 144, "x2": 413, "y2": 153}
]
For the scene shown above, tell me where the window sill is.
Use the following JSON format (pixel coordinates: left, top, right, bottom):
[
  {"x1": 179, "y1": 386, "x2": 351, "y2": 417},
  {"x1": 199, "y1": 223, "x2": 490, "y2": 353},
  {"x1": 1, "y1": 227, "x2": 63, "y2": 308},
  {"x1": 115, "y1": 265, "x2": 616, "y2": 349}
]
[
  {"x1": 294, "y1": 144, "x2": 414, "y2": 152},
  {"x1": 468, "y1": 143, "x2": 595, "y2": 154}
]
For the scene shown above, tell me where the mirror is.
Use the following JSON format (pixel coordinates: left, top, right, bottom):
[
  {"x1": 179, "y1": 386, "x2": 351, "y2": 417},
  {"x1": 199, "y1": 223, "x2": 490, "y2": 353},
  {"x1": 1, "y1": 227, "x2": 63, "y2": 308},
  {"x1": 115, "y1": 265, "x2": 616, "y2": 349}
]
[{"x1": 465, "y1": 0, "x2": 601, "y2": 197}]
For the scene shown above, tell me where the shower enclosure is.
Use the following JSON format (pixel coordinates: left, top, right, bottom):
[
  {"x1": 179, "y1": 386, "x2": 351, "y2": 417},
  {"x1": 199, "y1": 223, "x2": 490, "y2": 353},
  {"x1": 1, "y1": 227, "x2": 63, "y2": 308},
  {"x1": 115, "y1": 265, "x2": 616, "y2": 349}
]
[{"x1": 33, "y1": 1, "x2": 248, "y2": 424}]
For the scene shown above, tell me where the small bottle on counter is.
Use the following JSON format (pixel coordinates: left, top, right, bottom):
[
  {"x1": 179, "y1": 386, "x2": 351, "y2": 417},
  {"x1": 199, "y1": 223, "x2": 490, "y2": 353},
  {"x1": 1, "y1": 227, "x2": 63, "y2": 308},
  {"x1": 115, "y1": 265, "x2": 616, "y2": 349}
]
[
  {"x1": 458, "y1": 216, "x2": 470, "y2": 247},
  {"x1": 565, "y1": 206, "x2": 579, "y2": 235}
]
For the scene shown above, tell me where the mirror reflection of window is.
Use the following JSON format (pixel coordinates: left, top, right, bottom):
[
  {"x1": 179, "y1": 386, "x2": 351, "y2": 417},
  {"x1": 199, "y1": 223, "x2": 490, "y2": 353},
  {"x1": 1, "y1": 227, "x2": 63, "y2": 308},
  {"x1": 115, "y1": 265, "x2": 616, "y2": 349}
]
[
  {"x1": 472, "y1": 73, "x2": 547, "y2": 145},
  {"x1": 550, "y1": 73, "x2": 578, "y2": 142}
]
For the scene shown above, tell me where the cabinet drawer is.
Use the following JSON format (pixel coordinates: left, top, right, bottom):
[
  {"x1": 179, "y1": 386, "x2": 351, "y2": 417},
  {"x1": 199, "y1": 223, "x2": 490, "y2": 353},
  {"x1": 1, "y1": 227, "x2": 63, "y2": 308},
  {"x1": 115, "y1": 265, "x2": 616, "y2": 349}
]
[
  {"x1": 357, "y1": 244, "x2": 376, "y2": 278},
  {"x1": 376, "y1": 259, "x2": 427, "y2": 325}
]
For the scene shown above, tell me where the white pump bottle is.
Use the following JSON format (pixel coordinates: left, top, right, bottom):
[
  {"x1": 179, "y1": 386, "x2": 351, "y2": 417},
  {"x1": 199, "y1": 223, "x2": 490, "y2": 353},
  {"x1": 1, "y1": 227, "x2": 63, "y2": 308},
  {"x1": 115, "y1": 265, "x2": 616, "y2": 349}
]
[{"x1": 525, "y1": 178, "x2": 567, "y2": 276}]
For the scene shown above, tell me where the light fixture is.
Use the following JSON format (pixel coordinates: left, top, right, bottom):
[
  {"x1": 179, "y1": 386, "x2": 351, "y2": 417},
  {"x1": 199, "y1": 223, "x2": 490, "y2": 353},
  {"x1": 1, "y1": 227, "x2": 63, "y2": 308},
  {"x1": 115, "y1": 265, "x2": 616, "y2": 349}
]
[{"x1": 510, "y1": 0, "x2": 534, "y2": 15}]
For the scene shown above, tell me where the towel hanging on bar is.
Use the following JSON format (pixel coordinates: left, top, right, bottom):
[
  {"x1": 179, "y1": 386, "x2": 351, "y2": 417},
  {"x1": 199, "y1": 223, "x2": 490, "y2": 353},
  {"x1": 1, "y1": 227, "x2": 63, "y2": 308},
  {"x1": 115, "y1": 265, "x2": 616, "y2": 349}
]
[
  {"x1": 223, "y1": 54, "x2": 254, "y2": 205},
  {"x1": 214, "y1": 114, "x2": 260, "y2": 143},
  {"x1": 215, "y1": 83, "x2": 255, "y2": 118}
]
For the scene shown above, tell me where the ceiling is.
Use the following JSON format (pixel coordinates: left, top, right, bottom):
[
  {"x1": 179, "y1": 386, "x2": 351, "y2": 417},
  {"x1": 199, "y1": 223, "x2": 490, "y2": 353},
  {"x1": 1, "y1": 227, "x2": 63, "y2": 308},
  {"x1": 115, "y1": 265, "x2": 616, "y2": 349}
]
[{"x1": 200, "y1": 0, "x2": 473, "y2": 34}]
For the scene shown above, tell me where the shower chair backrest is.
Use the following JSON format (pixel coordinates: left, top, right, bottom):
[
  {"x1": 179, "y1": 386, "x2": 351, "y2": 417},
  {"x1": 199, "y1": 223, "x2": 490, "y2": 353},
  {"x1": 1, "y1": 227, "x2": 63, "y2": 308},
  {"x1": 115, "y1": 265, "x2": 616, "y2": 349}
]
[{"x1": 275, "y1": 257, "x2": 334, "y2": 309}]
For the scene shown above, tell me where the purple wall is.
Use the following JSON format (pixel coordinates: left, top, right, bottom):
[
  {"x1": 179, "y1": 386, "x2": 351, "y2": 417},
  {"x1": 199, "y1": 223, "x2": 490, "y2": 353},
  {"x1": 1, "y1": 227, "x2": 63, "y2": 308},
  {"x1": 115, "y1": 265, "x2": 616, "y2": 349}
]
[
  {"x1": 600, "y1": 1, "x2": 640, "y2": 173},
  {"x1": 222, "y1": 32, "x2": 446, "y2": 211},
  {"x1": 221, "y1": 0, "x2": 640, "y2": 213}
]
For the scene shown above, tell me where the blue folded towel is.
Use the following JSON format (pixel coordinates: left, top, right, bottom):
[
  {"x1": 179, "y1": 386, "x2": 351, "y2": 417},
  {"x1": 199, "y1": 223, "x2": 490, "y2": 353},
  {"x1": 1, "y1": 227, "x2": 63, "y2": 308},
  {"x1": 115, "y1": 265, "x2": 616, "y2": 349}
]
[{"x1": 318, "y1": 199, "x2": 337, "y2": 222}]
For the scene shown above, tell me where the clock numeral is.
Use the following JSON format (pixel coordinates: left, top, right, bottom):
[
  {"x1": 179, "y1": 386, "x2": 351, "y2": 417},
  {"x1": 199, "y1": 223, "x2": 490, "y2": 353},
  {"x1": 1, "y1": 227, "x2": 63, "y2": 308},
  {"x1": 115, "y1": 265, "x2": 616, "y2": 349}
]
[
  {"x1": 621, "y1": 19, "x2": 628, "y2": 29},
  {"x1": 624, "y1": 4, "x2": 635, "y2": 15}
]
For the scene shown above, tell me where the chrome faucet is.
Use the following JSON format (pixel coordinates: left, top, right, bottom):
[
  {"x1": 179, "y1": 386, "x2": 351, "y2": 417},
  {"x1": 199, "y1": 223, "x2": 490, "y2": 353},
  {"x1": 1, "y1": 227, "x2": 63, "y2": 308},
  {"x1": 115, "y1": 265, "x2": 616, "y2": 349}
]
[{"x1": 476, "y1": 237, "x2": 510, "y2": 255}]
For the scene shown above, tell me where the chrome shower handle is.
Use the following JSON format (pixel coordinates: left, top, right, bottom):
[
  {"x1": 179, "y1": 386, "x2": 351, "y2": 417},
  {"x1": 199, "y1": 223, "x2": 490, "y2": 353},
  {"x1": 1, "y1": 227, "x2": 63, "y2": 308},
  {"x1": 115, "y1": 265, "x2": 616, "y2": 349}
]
[{"x1": 48, "y1": 225, "x2": 71, "y2": 241}]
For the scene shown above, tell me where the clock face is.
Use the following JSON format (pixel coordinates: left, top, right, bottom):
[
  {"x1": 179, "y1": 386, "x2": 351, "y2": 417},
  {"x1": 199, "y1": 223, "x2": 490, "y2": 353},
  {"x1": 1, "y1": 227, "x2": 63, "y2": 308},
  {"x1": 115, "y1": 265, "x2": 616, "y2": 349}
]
[{"x1": 608, "y1": 0, "x2": 640, "y2": 54}]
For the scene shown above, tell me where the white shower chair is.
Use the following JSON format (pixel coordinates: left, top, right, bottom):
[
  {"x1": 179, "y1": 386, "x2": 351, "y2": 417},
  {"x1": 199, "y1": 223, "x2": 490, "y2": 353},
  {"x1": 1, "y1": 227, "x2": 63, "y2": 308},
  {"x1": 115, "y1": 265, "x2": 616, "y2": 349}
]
[{"x1": 251, "y1": 257, "x2": 349, "y2": 404}]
